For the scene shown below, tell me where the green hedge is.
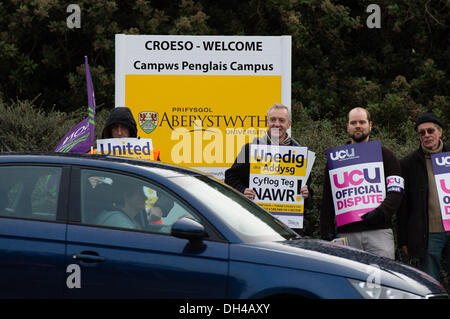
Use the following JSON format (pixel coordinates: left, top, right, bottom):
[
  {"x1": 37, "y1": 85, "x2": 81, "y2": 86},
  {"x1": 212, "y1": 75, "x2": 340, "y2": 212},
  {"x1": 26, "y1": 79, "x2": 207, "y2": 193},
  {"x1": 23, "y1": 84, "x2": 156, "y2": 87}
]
[{"x1": 0, "y1": 0, "x2": 448, "y2": 125}]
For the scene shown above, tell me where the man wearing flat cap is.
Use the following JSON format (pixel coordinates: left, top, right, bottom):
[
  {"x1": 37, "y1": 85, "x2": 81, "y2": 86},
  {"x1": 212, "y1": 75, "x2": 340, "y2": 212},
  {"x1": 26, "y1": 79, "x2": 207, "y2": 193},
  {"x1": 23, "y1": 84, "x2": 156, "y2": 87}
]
[{"x1": 397, "y1": 112, "x2": 449, "y2": 281}]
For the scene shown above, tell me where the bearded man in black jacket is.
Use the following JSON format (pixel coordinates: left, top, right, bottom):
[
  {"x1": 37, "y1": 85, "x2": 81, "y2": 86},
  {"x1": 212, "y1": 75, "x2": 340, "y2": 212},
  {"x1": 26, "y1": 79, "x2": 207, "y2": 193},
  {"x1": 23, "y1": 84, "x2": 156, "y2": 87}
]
[{"x1": 320, "y1": 107, "x2": 403, "y2": 259}]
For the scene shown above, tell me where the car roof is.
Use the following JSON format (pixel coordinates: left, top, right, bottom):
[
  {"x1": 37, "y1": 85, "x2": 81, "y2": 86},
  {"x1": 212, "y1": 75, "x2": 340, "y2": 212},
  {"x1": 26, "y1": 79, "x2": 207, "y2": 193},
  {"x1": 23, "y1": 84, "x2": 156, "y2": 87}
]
[{"x1": 0, "y1": 152, "x2": 204, "y2": 179}]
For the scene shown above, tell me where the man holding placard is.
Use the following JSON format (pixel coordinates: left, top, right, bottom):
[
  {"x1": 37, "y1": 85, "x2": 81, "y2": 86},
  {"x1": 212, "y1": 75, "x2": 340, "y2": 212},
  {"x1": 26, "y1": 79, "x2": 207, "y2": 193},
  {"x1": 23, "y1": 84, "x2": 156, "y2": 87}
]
[
  {"x1": 97, "y1": 106, "x2": 160, "y2": 161},
  {"x1": 225, "y1": 104, "x2": 313, "y2": 233},
  {"x1": 398, "y1": 112, "x2": 449, "y2": 281},
  {"x1": 320, "y1": 107, "x2": 404, "y2": 259}
]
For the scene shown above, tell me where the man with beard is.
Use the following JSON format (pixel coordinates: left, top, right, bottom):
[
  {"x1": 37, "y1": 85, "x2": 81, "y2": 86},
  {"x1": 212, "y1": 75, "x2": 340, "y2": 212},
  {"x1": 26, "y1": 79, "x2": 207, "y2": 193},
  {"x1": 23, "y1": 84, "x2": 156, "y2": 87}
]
[{"x1": 320, "y1": 107, "x2": 403, "y2": 259}]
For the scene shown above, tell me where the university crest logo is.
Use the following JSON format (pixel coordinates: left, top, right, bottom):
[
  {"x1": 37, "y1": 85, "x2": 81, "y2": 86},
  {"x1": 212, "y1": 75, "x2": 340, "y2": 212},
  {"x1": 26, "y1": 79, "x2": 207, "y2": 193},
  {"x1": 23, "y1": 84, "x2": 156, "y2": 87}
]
[{"x1": 139, "y1": 111, "x2": 158, "y2": 134}]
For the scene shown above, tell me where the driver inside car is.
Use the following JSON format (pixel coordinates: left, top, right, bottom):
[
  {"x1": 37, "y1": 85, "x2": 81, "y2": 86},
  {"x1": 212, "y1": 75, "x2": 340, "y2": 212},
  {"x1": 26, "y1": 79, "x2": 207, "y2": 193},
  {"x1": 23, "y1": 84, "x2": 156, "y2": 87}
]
[{"x1": 95, "y1": 181, "x2": 147, "y2": 229}]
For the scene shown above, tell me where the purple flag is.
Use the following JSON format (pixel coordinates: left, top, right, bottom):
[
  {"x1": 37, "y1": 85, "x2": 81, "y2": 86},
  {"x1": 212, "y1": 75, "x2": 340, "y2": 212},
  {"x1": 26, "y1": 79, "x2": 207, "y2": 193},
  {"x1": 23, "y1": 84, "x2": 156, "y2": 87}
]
[{"x1": 55, "y1": 56, "x2": 96, "y2": 153}]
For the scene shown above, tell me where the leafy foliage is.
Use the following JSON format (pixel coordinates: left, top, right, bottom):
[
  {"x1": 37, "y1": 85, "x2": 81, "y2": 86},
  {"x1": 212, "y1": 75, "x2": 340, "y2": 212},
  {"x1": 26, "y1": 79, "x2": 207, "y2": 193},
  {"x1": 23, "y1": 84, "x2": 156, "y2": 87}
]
[
  {"x1": 0, "y1": 0, "x2": 447, "y2": 121},
  {"x1": 0, "y1": 96, "x2": 110, "y2": 151}
]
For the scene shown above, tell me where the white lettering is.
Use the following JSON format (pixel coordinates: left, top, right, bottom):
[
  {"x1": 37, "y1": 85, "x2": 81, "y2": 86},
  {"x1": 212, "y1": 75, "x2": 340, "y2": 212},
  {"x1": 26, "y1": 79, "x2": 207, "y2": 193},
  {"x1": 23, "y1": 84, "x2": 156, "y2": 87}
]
[
  {"x1": 66, "y1": 264, "x2": 81, "y2": 289},
  {"x1": 366, "y1": 4, "x2": 381, "y2": 29},
  {"x1": 66, "y1": 4, "x2": 81, "y2": 29}
]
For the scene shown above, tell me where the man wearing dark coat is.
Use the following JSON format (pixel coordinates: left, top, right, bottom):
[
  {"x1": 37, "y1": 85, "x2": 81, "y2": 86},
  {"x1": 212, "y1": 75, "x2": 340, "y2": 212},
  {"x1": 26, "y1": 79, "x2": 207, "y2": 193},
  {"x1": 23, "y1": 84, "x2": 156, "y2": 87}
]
[
  {"x1": 397, "y1": 112, "x2": 449, "y2": 281},
  {"x1": 225, "y1": 104, "x2": 313, "y2": 234}
]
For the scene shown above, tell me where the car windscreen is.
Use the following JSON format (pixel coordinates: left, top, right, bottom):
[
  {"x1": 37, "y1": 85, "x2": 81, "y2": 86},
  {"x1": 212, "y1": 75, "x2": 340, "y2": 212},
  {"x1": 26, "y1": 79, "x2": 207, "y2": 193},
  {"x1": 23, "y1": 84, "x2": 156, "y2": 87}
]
[{"x1": 172, "y1": 175, "x2": 299, "y2": 242}]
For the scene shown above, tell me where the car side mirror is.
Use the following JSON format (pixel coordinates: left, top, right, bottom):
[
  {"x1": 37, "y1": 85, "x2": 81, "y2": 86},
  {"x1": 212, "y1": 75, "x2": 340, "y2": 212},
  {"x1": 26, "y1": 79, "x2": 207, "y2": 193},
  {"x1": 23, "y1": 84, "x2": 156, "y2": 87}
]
[
  {"x1": 171, "y1": 217, "x2": 207, "y2": 239},
  {"x1": 171, "y1": 217, "x2": 207, "y2": 252}
]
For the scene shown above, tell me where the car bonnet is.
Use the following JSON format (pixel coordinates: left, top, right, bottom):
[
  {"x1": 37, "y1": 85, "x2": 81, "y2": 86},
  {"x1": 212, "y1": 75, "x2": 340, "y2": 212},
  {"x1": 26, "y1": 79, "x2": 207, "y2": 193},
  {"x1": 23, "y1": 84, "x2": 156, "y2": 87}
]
[{"x1": 230, "y1": 238, "x2": 447, "y2": 297}]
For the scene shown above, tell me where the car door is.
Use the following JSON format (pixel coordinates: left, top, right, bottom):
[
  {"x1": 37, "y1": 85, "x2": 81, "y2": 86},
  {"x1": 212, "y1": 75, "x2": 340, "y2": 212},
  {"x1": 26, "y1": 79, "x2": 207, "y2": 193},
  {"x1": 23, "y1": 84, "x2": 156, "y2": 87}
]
[
  {"x1": 0, "y1": 165, "x2": 69, "y2": 298},
  {"x1": 64, "y1": 168, "x2": 229, "y2": 298}
]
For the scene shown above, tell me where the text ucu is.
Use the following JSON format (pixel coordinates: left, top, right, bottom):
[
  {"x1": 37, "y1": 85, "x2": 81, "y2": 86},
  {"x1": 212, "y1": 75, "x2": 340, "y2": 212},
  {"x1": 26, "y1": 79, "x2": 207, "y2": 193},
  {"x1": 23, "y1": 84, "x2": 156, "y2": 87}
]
[
  {"x1": 330, "y1": 148, "x2": 355, "y2": 161},
  {"x1": 387, "y1": 177, "x2": 402, "y2": 185},
  {"x1": 333, "y1": 167, "x2": 381, "y2": 188},
  {"x1": 435, "y1": 156, "x2": 450, "y2": 166}
]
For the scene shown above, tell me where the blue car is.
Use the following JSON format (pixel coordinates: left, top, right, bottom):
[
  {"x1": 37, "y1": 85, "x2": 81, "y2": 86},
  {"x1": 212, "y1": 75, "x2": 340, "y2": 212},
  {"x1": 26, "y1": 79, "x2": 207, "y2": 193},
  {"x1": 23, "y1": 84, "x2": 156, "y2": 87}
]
[{"x1": 0, "y1": 153, "x2": 447, "y2": 299}]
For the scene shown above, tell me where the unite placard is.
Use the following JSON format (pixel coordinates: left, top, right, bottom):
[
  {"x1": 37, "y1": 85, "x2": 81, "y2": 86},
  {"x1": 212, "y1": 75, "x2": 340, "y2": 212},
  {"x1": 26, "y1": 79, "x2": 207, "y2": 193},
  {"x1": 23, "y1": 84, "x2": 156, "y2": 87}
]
[
  {"x1": 115, "y1": 34, "x2": 291, "y2": 180},
  {"x1": 96, "y1": 138, "x2": 155, "y2": 160}
]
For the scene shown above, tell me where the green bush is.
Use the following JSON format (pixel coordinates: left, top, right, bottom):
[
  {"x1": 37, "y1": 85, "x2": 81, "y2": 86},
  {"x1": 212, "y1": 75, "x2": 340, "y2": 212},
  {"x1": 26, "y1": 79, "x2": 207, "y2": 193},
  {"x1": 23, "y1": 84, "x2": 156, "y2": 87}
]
[
  {"x1": 0, "y1": 96, "x2": 112, "y2": 152},
  {"x1": 0, "y1": 0, "x2": 448, "y2": 123}
]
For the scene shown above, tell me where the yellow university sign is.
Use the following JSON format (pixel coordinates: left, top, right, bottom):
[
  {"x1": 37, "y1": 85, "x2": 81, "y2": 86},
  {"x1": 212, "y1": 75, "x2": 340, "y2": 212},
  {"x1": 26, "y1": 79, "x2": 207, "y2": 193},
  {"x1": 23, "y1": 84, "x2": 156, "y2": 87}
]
[{"x1": 115, "y1": 35, "x2": 291, "y2": 180}]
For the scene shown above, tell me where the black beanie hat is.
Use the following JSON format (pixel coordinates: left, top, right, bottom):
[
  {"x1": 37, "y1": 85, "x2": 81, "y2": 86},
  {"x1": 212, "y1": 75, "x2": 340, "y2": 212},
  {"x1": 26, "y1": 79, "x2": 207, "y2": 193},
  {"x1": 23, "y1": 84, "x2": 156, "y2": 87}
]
[{"x1": 414, "y1": 112, "x2": 442, "y2": 131}]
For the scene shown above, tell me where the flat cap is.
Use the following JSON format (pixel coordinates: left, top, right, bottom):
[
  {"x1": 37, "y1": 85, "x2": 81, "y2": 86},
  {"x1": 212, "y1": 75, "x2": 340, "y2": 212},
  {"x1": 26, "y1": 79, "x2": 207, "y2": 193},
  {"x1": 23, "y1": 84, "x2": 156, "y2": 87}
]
[{"x1": 415, "y1": 112, "x2": 442, "y2": 131}]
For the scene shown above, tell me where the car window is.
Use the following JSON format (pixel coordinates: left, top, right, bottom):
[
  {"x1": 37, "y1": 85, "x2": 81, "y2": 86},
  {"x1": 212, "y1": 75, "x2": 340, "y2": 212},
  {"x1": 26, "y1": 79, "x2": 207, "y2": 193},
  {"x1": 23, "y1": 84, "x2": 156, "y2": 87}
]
[
  {"x1": 80, "y1": 169, "x2": 200, "y2": 234},
  {"x1": 173, "y1": 175, "x2": 299, "y2": 242},
  {"x1": 0, "y1": 166, "x2": 62, "y2": 221}
]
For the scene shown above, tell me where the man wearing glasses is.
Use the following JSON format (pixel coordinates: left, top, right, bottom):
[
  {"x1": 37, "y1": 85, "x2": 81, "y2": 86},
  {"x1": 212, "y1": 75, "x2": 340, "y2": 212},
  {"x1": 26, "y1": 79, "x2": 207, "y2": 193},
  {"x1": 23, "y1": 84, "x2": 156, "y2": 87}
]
[{"x1": 398, "y1": 112, "x2": 449, "y2": 281}]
